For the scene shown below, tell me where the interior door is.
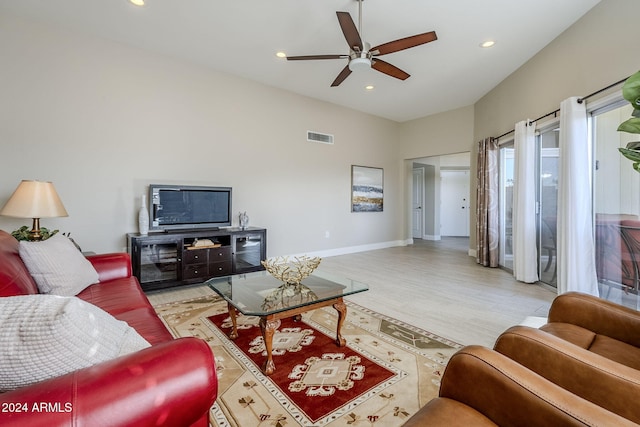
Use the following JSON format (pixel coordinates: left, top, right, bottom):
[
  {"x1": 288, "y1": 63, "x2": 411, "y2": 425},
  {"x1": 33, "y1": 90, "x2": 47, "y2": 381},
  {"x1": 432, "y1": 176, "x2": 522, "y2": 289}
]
[
  {"x1": 412, "y1": 168, "x2": 424, "y2": 239},
  {"x1": 440, "y1": 170, "x2": 470, "y2": 236}
]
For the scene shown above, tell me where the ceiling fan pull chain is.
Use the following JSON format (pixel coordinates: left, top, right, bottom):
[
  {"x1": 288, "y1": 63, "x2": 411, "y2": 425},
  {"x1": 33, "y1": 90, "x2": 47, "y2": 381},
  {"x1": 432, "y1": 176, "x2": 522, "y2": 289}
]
[{"x1": 358, "y1": 0, "x2": 363, "y2": 47}]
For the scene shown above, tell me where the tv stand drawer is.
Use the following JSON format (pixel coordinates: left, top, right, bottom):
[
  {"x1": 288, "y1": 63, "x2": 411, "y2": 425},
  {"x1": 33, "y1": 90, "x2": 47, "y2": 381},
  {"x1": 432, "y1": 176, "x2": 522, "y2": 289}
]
[
  {"x1": 210, "y1": 247, "x2": 232, "y2": 261},
  {"x1": 183, "y1": 263, "x2": 208, "y2": 280},
  {"x1": 209, "y1": 261, "x2": 232, "y2": 276},
  {"x1": 183, "y1": 246, "x2": 232, "y2": 265},
  {"x1": 183, "y1": 249, "x2": 207, "y2": 264}
]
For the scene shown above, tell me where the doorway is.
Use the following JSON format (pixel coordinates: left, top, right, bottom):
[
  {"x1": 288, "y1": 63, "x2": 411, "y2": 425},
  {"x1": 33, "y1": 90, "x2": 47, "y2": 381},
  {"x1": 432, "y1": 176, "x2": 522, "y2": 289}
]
[{"x1": 411, "y1": 152, "x2": 471, "y2": 241}]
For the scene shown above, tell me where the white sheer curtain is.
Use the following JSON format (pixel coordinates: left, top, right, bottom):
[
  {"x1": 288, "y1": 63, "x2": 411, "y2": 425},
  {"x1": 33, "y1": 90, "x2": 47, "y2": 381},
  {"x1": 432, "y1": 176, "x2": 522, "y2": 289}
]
[
  {"x1": 513, "y1": 120, "x2": 539, "y2": 283},
  {"x1": 557, "y1": 97, "x2": 599, "y2": 296}
]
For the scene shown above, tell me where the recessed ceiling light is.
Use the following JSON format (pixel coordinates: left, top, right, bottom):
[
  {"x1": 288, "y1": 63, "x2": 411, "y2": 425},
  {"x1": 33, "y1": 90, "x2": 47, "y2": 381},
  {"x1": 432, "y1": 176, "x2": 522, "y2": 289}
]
[
  {"x1": 365, "y1": 85, "x2": 375, "y2": 91},
  {"x1": 480, "y1": 40, "x2": 495, "y2": 48},
  {"x1": 129, "y1": 0, "x2": 145, "y2": 6},
  {"x1": 276, "y1": 52, "x2": 287, "y2": 59}
]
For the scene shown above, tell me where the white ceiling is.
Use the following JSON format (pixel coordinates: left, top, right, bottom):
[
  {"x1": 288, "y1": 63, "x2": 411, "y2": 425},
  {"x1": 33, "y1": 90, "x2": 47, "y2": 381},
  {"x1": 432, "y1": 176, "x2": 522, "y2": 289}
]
[{"x1": 1, "y1": 0, "x2": 601, "y2": 122}]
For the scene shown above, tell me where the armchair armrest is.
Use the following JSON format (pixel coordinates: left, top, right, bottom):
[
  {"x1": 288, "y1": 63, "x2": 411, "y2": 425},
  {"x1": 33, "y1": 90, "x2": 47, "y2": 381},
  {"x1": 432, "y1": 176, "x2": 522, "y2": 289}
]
[
  {"x1": 547, "y1": 292, "x2": 640, "y2": 348},
  {"x1": 86, "y1": 253, "x2": 132, "y2": 282},
  {"x1": 0, "y1": 337, "x2": 217, "y2": 427},
  {"x1": 404, "y1": 345, "x2": 637, "y2": 427},
  {"x1": 495, "y1": 325, "x2": 640, "y2": 424}
]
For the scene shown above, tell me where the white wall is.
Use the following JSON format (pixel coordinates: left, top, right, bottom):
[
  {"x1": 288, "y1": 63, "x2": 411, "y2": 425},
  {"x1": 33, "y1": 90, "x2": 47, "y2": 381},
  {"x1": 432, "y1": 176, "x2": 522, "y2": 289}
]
[
  {"x1": 398, "y1": 106, "x2": 475, "y2": 242},
  {"x1": 474, "y1": 0, "x2": 640, "y2": 142},
  {"x1": 396, "y1": 0, "x2": 640, "y2": 253},
  {"x1": 1, "y1": 0, "x2": 638, "y2": 258},
  {"x1": 469, "y1": 0, "x2": 640, "y2": 250},
  {"x1": 0, "y1": 14, "x2": 402, "y2": 256},
  {"x1": 399, "y1": 105, "x2": 475, "y2": 160}
]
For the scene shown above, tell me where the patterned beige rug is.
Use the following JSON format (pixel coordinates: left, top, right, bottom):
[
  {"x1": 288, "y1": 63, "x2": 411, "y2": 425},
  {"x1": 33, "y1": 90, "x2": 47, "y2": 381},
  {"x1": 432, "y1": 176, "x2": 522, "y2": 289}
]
[{"x1": 154, "y1": 295, "x2": 461, "y2": 426}]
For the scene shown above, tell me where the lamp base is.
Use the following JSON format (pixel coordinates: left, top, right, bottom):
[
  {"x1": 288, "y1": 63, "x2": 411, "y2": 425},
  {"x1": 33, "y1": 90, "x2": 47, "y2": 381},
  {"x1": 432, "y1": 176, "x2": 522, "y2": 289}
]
[{"x1": 29, "y1": 218, "x2": 42, "y2": 241}]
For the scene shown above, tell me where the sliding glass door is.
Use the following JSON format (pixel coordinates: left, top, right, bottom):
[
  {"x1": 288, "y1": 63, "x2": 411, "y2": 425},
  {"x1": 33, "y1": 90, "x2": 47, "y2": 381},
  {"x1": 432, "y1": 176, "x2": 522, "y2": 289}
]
[
  {"x1": 497, "y1": 98, "x2": 640, "y2": 300},
  {"x1": 538, "y1": 128, "x2": 559, "y2": 287},
  {"x1": 498, "y1": 127, "x2": 558, "y2": 287},
  {"x1": 499, "y1": 143, "x2": 514, "y2": 271},
  {"x1": 593, "y1": 102, "x2": 640, "y2": 307}
]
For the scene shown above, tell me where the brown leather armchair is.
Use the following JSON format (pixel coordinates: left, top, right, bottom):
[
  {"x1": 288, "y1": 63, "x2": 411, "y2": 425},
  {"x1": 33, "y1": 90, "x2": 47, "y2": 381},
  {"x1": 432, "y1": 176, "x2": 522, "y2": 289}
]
[
  {"x1": 403, "y1": 345, "x2": 635, "y2": 426},
  {"x1": 539, "y1": 291, "x2": 640, "y2": 370},
  {"x1": 495, "y1": 325, "x2": 640, "y2": 424}
]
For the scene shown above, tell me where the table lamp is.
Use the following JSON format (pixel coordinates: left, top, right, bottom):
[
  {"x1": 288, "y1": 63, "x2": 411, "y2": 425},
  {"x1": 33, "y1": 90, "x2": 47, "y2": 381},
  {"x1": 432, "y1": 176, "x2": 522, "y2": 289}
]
[{"x1": 0, "y1": 180, "x2": 69, "y2": 241}]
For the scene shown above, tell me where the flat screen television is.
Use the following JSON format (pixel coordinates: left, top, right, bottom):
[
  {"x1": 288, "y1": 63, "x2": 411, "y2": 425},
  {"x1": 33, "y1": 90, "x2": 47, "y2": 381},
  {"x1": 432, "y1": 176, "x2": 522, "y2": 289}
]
[{"x1": 149, "y1": 184, "x2": 232, "y2": 231}]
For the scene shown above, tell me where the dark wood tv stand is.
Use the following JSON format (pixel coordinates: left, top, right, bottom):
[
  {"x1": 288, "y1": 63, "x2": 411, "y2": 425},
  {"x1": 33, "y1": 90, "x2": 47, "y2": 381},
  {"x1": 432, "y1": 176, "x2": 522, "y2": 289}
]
[{"x1": 127, "y1": 227, "x2": 266, "y2": 292}]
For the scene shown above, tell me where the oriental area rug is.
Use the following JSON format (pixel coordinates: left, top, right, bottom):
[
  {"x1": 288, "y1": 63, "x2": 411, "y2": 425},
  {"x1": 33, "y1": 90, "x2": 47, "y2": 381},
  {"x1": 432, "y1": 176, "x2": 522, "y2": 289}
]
[{"x1": 154, "y1": 295, "x2": 461, "y2": 426}]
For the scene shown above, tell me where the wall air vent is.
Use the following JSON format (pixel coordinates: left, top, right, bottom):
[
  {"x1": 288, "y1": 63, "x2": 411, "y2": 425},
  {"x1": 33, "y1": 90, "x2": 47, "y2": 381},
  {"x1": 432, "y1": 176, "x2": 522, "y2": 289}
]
[{"x1": 307, "y1": 131, "x2": 334, "y2": 145}]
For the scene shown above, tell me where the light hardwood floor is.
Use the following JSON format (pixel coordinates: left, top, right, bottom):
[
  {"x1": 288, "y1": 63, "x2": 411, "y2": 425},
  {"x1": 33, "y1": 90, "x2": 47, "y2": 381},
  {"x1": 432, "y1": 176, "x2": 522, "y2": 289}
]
[{"x1": 147, "y1": 237, "x2": 556, "y2": 348}]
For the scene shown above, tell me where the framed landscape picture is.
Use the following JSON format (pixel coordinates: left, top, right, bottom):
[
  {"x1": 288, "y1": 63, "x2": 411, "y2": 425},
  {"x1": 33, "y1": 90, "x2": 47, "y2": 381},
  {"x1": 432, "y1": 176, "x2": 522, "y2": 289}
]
[{"x1": 351, "y1": 165, "x2": 383, "y2": 212}]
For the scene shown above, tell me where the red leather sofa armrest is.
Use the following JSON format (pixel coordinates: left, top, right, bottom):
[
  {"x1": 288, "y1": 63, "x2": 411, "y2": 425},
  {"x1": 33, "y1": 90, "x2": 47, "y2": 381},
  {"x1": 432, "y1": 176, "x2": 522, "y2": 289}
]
[
  {"x1": 0, "y1": 337, "x2": 217, "y2": 427},
  {"x1": 86, "y1": 253, "x2": 132, "y2": 282}
]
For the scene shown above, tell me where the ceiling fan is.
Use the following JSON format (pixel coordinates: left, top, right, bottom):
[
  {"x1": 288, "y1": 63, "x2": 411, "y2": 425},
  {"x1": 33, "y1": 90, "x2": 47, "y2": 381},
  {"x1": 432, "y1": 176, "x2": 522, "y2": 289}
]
[{"x1": 286, "y1": 0, "x2": 437, "y2": 87}]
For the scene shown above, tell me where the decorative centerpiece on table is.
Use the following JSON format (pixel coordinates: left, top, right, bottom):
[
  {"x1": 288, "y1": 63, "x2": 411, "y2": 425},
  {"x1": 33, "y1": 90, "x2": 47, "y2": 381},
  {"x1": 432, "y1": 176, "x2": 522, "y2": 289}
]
[
  {"x1": 261, "y1": 255, "x2": 321, "y2": 285},
  {"x1": 260, "y1": 256, "x2": 321, "y2": 310}
]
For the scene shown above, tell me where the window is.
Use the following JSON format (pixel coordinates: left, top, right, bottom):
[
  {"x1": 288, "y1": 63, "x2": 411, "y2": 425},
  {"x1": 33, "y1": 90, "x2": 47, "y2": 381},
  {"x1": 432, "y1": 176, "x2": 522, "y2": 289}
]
[{"x1": 592, "y1": 101, "x2": 640, "y2": 308}]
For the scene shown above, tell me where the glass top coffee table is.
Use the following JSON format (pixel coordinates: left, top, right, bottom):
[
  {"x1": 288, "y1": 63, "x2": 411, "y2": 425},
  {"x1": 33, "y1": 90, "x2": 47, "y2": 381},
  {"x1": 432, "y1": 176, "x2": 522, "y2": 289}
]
[{"x1": 205, "y1": 270, "x2": 369, "y2": 375}]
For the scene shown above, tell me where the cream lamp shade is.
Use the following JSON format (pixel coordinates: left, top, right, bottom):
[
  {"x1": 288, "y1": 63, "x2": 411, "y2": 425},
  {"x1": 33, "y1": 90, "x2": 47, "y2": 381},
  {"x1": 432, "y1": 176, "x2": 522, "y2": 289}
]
[{"x1": 0, "y1": 180, "x2": 68, "y2": 240}]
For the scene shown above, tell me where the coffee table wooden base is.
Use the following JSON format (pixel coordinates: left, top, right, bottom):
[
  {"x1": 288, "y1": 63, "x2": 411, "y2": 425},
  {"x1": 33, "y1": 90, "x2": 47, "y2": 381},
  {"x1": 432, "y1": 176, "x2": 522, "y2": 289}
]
[{"x1": 227, "y1": 298, "x2": 347, "y2": 376}]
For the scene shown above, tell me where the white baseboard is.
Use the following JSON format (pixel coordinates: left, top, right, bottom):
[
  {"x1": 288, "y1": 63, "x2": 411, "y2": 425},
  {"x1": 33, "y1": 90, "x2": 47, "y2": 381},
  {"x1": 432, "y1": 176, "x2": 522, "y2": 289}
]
[
  {"x1": 423, "y1": 234, "x2": 441, "y2": 241},
  {"x1": 287, "y1": 238, "x2": 475, "y2": 259},
  {"x1": 290, "y1": 239, "x2": 411, "y2": 259},
  {"x1": 519, "y1": 316, "x2": 547, "y2": 328}
]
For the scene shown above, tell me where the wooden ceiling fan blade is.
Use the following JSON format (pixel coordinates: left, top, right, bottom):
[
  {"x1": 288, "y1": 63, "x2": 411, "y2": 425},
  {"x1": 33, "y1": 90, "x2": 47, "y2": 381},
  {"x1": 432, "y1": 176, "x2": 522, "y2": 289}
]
[
  {"x1": 286, "y1": 55, "x2": 347, "y2": 61},
  {"x1": 331, "y1": 65, "x2": 352, "y2": 87},
  {"x1": 371, "y1": 31, "x2": 437, "y2": 56},
  {"x1": 372, "y1": 59, "x2": 410, "y2": 80},
  {"x1": 336, "y1": 11, "x2": 363, "y2": 51}
]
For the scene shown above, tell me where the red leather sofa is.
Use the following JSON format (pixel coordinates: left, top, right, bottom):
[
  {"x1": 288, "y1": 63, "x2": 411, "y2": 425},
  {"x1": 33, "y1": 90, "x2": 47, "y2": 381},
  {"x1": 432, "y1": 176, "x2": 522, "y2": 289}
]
[{"x1": 0, "y1": 230, "x2": 217, "y2": 427}]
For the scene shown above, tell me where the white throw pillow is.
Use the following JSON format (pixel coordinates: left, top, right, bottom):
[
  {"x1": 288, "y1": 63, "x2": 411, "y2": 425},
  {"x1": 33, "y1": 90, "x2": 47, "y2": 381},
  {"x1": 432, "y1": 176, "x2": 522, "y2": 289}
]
[
  {"x1": 0, "y1": 294, "x2": 150, "y2": 392},
  {"x1": 19, "y1": 233, "x2": 99, "y2": 296}
]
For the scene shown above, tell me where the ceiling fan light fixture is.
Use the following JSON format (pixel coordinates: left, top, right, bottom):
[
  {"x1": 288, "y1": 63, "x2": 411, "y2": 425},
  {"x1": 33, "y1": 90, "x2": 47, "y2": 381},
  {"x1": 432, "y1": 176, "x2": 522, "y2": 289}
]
[{"x1": 349, "y1": 57, "x2": 371, "y2": 72}]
